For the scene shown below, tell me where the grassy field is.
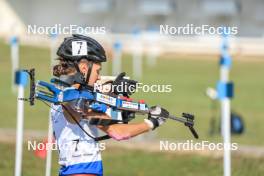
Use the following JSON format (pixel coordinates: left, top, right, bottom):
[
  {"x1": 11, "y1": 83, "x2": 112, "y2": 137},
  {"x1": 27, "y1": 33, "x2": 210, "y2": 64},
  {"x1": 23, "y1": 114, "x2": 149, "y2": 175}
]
[
  {"x1": 0, "y1": 40, "x2": 264, "y2": 175},
  {"x1": 0, "y1": 142, "x2": 264, "y2": 176}
]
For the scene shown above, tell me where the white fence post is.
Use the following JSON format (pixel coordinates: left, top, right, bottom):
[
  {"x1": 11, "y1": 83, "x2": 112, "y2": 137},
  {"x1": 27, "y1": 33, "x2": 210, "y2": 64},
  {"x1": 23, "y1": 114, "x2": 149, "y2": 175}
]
[
  {"x1": 112, "y1": 40, "x2": 122, "y2": 76},
  {"x1": 10, "y1": 36, "x2": 19, "y2": 93},
  {"x1": 14, "y1": 70, "x2": 28, "y2": 176},
  {"x1": 132, "y1": 30, "x2": 142, "y2": 80},
  {"x1": 217, "y1": 31, "x2": 233, "y2": 176}
]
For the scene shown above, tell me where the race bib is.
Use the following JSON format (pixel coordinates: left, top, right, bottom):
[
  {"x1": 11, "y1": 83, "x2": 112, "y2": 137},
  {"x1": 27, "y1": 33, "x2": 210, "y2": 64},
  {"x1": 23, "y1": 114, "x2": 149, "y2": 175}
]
[{"x1": 72, "y1": 41, "x2": 87, "y2": 56}]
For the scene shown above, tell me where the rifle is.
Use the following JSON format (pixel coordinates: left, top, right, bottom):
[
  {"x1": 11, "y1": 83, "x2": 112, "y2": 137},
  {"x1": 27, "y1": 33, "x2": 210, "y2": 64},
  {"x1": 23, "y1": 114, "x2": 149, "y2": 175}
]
[{"x1": 20, "y1": 69, "x2": 199, "y2": 139}]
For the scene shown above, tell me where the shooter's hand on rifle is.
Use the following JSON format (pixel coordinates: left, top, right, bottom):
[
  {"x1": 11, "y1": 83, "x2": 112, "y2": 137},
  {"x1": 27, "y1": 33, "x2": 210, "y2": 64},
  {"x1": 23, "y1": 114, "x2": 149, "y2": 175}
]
[
  {"x1": 112, "y1": 72, "x2": 137, "y2": 97},
  {"x1": 145, "y1": 106, "x2": 169, "y2": 130}
]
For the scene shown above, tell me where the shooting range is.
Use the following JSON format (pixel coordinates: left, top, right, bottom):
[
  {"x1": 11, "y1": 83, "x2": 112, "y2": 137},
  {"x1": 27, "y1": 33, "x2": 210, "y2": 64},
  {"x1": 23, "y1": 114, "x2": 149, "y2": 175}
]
[{"x1": 0, "y1": 0, "x2": 264, "y2": 176}]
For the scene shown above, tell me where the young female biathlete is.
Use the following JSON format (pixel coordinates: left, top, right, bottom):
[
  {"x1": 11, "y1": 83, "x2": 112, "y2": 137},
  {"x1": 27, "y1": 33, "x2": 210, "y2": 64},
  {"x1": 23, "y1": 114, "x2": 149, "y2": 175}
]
[{"x1": 51, "y1": 34, "x2": 169, "y2": 176}]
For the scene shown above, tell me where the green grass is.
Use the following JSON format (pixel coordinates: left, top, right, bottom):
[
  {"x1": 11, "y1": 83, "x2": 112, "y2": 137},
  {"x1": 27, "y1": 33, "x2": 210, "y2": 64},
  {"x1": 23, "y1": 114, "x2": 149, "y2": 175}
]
[
  {"x1": 0, "y1": 142, "x2": 264, "y2": 176},
  {"x1": 0, "y1": 41, "x2": 264, "y2": 146},
  {"x1": 1, "y1": 41, "x2": 264, "y2": 175}
]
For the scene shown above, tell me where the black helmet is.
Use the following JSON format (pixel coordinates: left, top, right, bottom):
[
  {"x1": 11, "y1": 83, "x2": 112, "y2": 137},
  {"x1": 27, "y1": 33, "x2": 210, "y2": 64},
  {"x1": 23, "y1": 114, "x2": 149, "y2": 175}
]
[{"x1": 57, "y1": 34, "x2": 106, "y2": 63}]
